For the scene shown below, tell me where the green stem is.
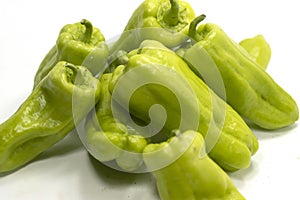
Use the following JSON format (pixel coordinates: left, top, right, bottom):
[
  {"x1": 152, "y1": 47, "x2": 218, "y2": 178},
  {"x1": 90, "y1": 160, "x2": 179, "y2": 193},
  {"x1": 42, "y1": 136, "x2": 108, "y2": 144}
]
[
  {"x1": 163, "y1": 0, "x2": 180, "y2": 26},
  {"x1": 188, "y1": 14, "x2": 206, "y2": 41},
  {"x1": 65, "y1": 63, "x2": 78, "y2": 84},
  {"x1": 80, "y1": 19, "x2": 93, "y2": 43}
]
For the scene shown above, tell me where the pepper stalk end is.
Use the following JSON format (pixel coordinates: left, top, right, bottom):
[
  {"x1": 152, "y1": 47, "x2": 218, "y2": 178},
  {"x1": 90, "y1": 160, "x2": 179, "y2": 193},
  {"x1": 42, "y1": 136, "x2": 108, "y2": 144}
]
[
  {"x1": 188, "y1": 14, "x2": 206, "y2": 41},
  {"x1": 80, "y1": 19, "x2": 93, "y2": 43},
  {"x1": 163, "y1": 0, "x2": 180, "y2": 26}
]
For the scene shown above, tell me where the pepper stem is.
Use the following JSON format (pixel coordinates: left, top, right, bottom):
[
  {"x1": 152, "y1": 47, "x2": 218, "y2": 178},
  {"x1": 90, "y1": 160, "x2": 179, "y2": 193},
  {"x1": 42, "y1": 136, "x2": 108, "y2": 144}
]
[
  {"x1": 163, "y1": 0, "x2": 180, "y2": 26},
  {"x1": 65, "y1": 63, "x2": 78, "y2": 84},
  {"x1": 188, "y1": 14, "x2": 206, "y2": 41},
  {"x1": 80, "y1": 19, "x2": 93, "y2": 43}
]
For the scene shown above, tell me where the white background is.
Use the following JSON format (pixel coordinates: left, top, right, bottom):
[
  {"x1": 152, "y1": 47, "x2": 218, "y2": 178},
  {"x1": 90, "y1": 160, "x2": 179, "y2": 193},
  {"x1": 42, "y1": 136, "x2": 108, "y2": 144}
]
[{"x1": 0, "y1": 0, "x2": 299, "y2": 199}]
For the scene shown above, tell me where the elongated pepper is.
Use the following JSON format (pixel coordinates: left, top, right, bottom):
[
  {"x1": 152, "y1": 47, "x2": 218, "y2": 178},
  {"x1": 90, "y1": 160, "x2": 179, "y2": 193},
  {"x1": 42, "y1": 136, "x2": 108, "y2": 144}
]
[
  {"x1": 34, "y1": 19, "x2": 108, "y2": 87},
  {"x1": 109, "y1": 40, "x2": 258, "y2": 171},
  {"x1": 239, "y1": 34, "x2": 271, "y2": 69},
  {"x1": 85, "y1": 71, "x2": 147, "y2": 172},
  {"x1": 143, "y1": 130, "x2": 245, "y2": 200},
  {"x1": 109, "y1": 0, "x2": 195, "y2": 56},
  {"x1": 0, "y1": 61, "x2": 100, "y2": 172},
  {"x1": 182, "y1": 15, "x2": 298, "y2": 129}
]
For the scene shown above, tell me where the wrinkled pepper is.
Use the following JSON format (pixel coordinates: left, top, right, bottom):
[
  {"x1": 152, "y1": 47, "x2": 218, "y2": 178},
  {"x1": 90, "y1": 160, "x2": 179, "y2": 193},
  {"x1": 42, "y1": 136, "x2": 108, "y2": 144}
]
[
  {"x1": 0, "y1": 61, "x2": 100, "y2": 173},
  {"x1": 85, "y1": 72, "x2": 148, "y2": 172},
  {"x1": 182, "y1": 15, "x2": 298, "y2": 129},
  {"x1": 33, "y1": 19, "x2": 108, "y2": 87},
  {"x1": 178, "y1": 33, "x2": 272, "y2": 70},
  {"x1": 109, "y1": 0, "x2": 195, "y2": 55},
  {"x1": 239, "y1": 34, "x2": 271, "y2": 69},
  {"x1": 143, "y1": 130, "x2": 245, "y2": 200},
  {"x1": 109, "y1": 40, "x2": 258, "y2": 171}
]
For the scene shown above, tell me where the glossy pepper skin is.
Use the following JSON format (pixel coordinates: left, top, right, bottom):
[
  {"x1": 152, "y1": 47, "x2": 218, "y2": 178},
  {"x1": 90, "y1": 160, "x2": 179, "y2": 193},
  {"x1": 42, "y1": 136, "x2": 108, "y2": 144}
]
[
  {"x1": 239, "y1": 34, "x2": 271, "y2": 69},
  {"x1": 85, "y1": 72, "x2": 147, "y2": 172},
  {"x1": 184, "y1": 15, "x2": 298, "y2": 129},
  {"x1": 0, "y1": 61, "x2": 100, "y2": 173},
  {"x1": 143, "y1": 130, "x2": 245, "y2": 200},
  {"x1": 110, "y1": 40, "x2": 258, "y2": 171},
  {"x1": 109, "y1": 0, "x2": 195, "y2": 54},
  {"x1": 33, "y1": 19, "x2": 108, "y2": 87}
]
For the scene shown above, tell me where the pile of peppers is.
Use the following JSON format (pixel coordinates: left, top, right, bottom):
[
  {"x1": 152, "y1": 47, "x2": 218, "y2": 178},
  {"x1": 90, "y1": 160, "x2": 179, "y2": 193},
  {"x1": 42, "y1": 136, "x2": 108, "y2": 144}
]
[{"x1": 0, "y1": 0, "x2": 298, "y2": 199}]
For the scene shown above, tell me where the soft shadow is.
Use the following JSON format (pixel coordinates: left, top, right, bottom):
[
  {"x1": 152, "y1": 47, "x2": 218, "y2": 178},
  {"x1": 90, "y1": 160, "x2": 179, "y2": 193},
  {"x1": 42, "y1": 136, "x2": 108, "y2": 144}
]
[
  {"x1": 76, "y1": 154, "x2": 159, "y2": 199},
  {"x1": 35, "y1": 130, "x2": 83, "y2": 161},
  {"x1": 88, "y1": 154, "x2": 153, "y2": 187},
  {"x1": 0, "y1": 130, "x2": 83, "y2": 177},
  {"x1": 0, "y1": 168, "x2": 20, "y2": 177},
  {"x1": 228, "y1": 162, "x2": 256, "y2": 180},
  {"x1": 228, "y1": 163, "x2": 255, "y2": 187},
  {"x1": 228, "y1": 161, "x2": 257, "y2": 188},
  {"x1": 248, "y1": 122, "x2": 298, "y2": 140}
]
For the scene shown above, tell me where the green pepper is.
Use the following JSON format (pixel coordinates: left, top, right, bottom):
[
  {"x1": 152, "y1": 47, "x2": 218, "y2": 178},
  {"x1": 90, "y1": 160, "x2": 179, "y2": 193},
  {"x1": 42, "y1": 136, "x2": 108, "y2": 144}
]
[
  {"x1": 143, "y1": 130, "x2": 245, "y2": 200},
  {"x1": 0, "y1": 61, "x2": 100, "y2": 173},
  {"x1": 33, "y1": 19, "x2": 108, "y2": 88},
  {"x1": 110, "y1": 40, "x2": 258, "y2": 171},
  {"x1": 239, "y1": 34, "x2": 271, "y2": 69},
  {"x1": 177, "y1": 32, "x2": 272, "y2": 78},
  {"x1": 109, "y1": 0, "x2": 195, "y2": 55},
  {"x1": 85, "y1": 70, "x2": 147, "y2": 172},
  {"x1": 182, "y1": 15, "x2": 298, "y2": 129}
]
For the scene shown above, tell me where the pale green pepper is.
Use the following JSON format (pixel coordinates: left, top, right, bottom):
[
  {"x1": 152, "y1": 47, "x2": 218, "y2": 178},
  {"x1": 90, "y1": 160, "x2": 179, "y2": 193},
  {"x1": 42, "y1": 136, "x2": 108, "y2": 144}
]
[
  {"x1": 143, "y1": 130, "x2": 245, "y2": 200},
  {"x1": 85, "y1": 72, "x2": 147, "y2": 172},
  {"x1": 34, "y1": 19, "x2": 108, "y2": 88},
  {"x1": 109, "y1": 40, "x2": 258, "y2": 171},
  {"x1": 182, "y1": 15, "x2": 298, "y2": 129},
  {"x1": 0, "y1": 61, "x2": 100, "y2": 172},
  {"x1": 109, "y1": 0, "x2": 195, "y2": 55},
  {"x1": 239, "y1": 34, "x2": 271, "y2": 69}
]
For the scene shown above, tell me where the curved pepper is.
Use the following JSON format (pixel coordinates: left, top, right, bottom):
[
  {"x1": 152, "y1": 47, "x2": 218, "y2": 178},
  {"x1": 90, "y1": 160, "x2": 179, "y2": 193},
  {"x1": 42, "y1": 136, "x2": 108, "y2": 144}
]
[
  {"x1": 110, "y1": 40, "x2": 258, "y2": 171},
  {"x1": 177, "y1": 32, "x2": 271, "y2": 78},
  {"x1": 33, "y1": 19, "x2": 108, "y2": 87},
  {"x1": 143, "y1": 130, "x2": 245, "y2": 200},
  {"x1": 184, "y1": 15, "x2": 298, "y2": 129},
  {"x1": 109, "y1": 0, "x2": 195, "y2": 55},
  {"x1": 239, "y1": 34, "x2": 271, "y2": 69},
  {"x1": 85, "y1": 71, "x2": 147, "y2": 172},
  {"x1": 0, "y1": 61, "x2": 100, "y2": 173}
]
